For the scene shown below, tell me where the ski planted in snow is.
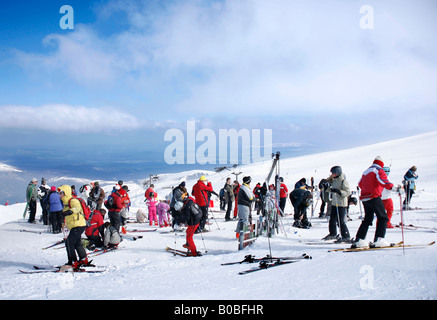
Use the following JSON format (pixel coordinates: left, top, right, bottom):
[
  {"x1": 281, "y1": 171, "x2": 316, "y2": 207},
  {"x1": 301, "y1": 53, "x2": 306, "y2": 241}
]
[
  {"x1": 238, "y1": 259, "x2": 300, "y2": 275},
  {"x1": 221, "y1": 253, "x2": 311, "y2": 266}
]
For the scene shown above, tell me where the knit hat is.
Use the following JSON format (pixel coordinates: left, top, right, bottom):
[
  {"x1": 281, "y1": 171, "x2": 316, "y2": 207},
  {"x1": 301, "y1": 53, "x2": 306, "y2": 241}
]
[
  {"x1": 243, "y1": 176, "x2": 252, "y2": 184},
  {"x1": 51, "y1": 186, "x2": 56, "y2": 192},
  {"x1": 373, "y1": 156, "x2": 384, "y2": 168}
]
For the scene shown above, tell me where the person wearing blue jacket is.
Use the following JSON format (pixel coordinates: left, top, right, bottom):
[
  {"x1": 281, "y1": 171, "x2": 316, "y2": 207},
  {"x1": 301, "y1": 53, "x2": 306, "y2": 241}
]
[
  {"x1": 403, "y1": 166, "x2": 418, "y2": 209},
  {"x1": 48, "y1": 186, "x2": 64, "y2": 233}
]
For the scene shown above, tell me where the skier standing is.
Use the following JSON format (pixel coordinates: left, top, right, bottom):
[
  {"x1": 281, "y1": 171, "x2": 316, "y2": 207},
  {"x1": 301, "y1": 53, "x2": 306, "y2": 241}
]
[
  {"x1": 323, "y1": 166, "x2": 351, "y2": 242},
  {"x1": 88, "y1": 182, "x2": 105, "y2": 211},
  {"x1": 236, "y1": 176, "x2": 254, "y2": 236},
  {"x1": 169, "y1": 182, "x2": 187, "y2": 231},
  {"x1": 403, "y1": 166, "x2": 418, "y2": 209},
  {"x1": 353, "y1": 156, "x2": 395, "y2": 248},
  {"x1": 192, "y1": 175, "x2": 214, "y2": 232},
  {"x1": 38, "y1": 178, "x2": 50, "y2": 225},
  {"x1": 176, "y1": 197, "x2": 203, "y2": 256},
  {"x1": 233, "y1": 180, "x2": 240, "y2": 219},
  {"x1": 106, "y1": 186, "x2": 125, "y2": 232},
  {"x1": 48, "y1": 186, "x2": 64, "y2": 234},
  {"x1": 278, "y1": 177, "x2": 288, "y2": 216},
  {"x1": 58, "y1": 185, "x2": 89, "y2": 269},
  {"x1": 381, "y1": 166, "x2": 395, "y2": 228},
  {"x1": 26, "y1": 178, "x2": 38, "y2": 223},
  {"x1": 146, "y1": 192, "x2": 158, "y2": 226},
  {"x1": 318, "y1": 179, "x2": 331, "y2": 218},
  {"x1": 223, "y1": 177, "x2": 235, "y2": 221}
]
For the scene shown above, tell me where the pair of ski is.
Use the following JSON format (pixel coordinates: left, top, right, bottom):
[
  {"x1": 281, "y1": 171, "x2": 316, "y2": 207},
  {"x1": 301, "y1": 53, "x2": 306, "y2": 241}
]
[
  {"x1": 20, "y1": 229, "x2": 46, "y2": 234},
  {"x1": 19, "y1": 264, "x2": 107, "y2": 274},
  {"x1": 123, "y1": 234, "x2": 143, "y2": 241},
  {"x1": 42, "y1": 239, "x2": 66, "y2": 250},
  {"x1": 223, "y1": 254, "x2": 312, "y2": 275},
  {"x1": 165, "y1": 247, "x2": 201, "y2": 257},
  {"x1": 87, "y1": 246, "x2": 118, "y2": 257},
  {"x1": 126, "y1": 229, "x2": 157, "y2": 233},
  {"x1": 395, "y1": 224, "x2": 437, "y2": 233},
  {"x1": 329, "y1": 241, "x2": 435, "y2": 252}
]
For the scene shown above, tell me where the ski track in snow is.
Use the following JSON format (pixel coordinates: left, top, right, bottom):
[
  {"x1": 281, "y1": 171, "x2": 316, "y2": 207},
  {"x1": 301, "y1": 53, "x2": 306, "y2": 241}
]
[{"x1": 1, "y1": 132, "x2": 437, "y2": 300}]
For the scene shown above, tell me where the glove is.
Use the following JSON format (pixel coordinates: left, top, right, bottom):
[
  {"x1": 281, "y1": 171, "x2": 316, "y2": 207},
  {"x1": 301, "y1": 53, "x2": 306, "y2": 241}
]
[
  {"x1": 331, "y1": 188, "x2": 341, "y2": 195},
  {"x1": 63, "y1": 209, "x2": 73, "y2": 216}
]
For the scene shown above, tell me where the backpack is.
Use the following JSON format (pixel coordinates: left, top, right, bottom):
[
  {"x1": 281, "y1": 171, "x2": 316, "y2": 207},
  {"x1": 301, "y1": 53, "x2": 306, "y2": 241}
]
[
  {"x1": 181, "y1": 198, "x2": 203, "y2": 226},
  {"x1": 69, "y1": 197, "x2": 92, "y2": 227},
  {"x1": 104, "y1": 195, "x2": 115, "y2": 210},
  {"x1": 219, "y1": 188, "x2": 225, "y2": 198}
]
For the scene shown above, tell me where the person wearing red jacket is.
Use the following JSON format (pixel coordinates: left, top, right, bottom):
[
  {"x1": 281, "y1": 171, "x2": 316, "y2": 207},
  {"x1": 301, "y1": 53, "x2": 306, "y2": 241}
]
[
  {"x1": 107, "y1": 186, "x2": 125, "y2": 232},
  {"x1": 85, "y1": 209, "x2": 106, "y2": 249},
  {"x1": 279, "y1": 177, "x2": 288, "y2": 216},
  {"x1": 233, "y1": 181, "x2": 240, "y2": 219},
  {"x1": 191, "y1": 175, "x2": 214, "y2": 232},
  {"x1": 353, "y1": 156, "x2": 395, "y2": 248},
  {"x1": 145, "y1": 185, "x2": 157, "y2": 200}
]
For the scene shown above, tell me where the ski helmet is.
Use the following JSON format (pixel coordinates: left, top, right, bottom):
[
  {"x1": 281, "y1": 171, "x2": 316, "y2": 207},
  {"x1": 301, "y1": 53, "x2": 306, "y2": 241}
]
[{"x1": 330, "y1": 166, "x2": 342, "y2": 176}]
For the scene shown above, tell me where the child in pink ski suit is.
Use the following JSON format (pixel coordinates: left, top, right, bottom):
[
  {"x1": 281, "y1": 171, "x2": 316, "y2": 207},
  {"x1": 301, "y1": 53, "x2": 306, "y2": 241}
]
[
  {"x1": 146, "y1": 193, "x2": 158, "y2": 226},
  {"x1": 157, "y1": 200, "x2": 170, "y2": 227}
]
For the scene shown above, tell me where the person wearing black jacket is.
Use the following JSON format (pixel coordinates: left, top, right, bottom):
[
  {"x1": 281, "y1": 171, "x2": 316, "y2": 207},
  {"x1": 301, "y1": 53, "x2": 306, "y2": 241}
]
[
  {"x1": 177, "y1": 197, "x2": 203, "y2": 256},
  {"x1": 289, "y1": 187, "x2": 313, "y2": 229},
  {"x1": 223, "y1": 177, "x2": 235, "y2": 221},
  {"x1": 170, "y1": 182, "x2": 187, "y2": 231},
  {"x1": 236, "y1": 176, "x2": 254, "y2": 236}
]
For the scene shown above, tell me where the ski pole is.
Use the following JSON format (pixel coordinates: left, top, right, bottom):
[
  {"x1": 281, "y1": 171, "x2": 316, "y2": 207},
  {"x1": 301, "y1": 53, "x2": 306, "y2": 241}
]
[
  {"x1": 357, "y1": 186, "x2": 363, "y2": 219},
  {"x1": 199, "y1": 229, "x2": 208, "y2": 253},
  {"x1": 335, "y1": 203, "x2": 342, "y2": 240},
  {"x1": 399, "y1": 191, "x2": 405, "y2": 255}
]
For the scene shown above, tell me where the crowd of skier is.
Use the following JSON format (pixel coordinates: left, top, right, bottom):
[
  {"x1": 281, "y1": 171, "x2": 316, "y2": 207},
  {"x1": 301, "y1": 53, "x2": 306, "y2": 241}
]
[{"x1": 23, "y1": 156, "x2": 418, "y2": 269}]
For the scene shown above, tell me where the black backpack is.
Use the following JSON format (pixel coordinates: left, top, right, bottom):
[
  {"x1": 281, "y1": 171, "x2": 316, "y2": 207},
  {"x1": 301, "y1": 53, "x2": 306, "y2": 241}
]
[{"x1": 104, "y1": 195, "x2": 115, "y2": 210}]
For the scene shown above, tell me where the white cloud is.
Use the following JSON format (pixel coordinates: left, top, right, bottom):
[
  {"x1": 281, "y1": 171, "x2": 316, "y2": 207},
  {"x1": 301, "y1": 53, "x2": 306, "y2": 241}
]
[
  {"x1": 0, "y1": 104, "x2": 143, "y2": 133},
  {"x1": 11, "y1": 0, "x2": 437, "y2": 120}
]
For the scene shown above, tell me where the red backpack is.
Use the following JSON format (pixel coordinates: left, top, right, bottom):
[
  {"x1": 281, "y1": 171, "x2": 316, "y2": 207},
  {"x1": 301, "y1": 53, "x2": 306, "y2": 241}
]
[{"x1": 68, "y1": 197, "x2": 92, "y2": 226}]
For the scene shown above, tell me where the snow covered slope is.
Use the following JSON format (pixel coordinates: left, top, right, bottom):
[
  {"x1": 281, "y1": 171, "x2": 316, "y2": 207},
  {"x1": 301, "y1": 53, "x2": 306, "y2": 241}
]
[{"x1": 0, "y1": 132, "x2": 436, "y2": 300}]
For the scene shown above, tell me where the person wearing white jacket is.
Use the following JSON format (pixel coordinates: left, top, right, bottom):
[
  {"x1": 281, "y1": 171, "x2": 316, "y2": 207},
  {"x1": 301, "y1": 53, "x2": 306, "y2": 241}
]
[{"x1": 381, "y1": 167, "x2": 394, "y2": 228}]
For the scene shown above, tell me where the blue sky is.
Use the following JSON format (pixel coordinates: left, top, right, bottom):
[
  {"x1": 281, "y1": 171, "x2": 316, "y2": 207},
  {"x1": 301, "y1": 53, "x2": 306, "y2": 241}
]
[{"x1": 1, "y1": 0, "x2": 437, "y2": 173}]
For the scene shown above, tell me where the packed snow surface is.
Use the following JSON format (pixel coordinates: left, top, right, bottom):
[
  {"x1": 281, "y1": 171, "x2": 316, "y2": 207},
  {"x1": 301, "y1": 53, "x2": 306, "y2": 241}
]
[{"x1": 1, "y1": 132, "x2": 436, "y2": 300}]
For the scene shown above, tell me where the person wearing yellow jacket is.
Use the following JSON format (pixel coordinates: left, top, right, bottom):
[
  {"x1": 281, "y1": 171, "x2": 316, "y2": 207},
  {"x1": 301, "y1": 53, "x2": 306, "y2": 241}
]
[{"x1": 58, "y1": 185, "x2": 89, "y2": 269}]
